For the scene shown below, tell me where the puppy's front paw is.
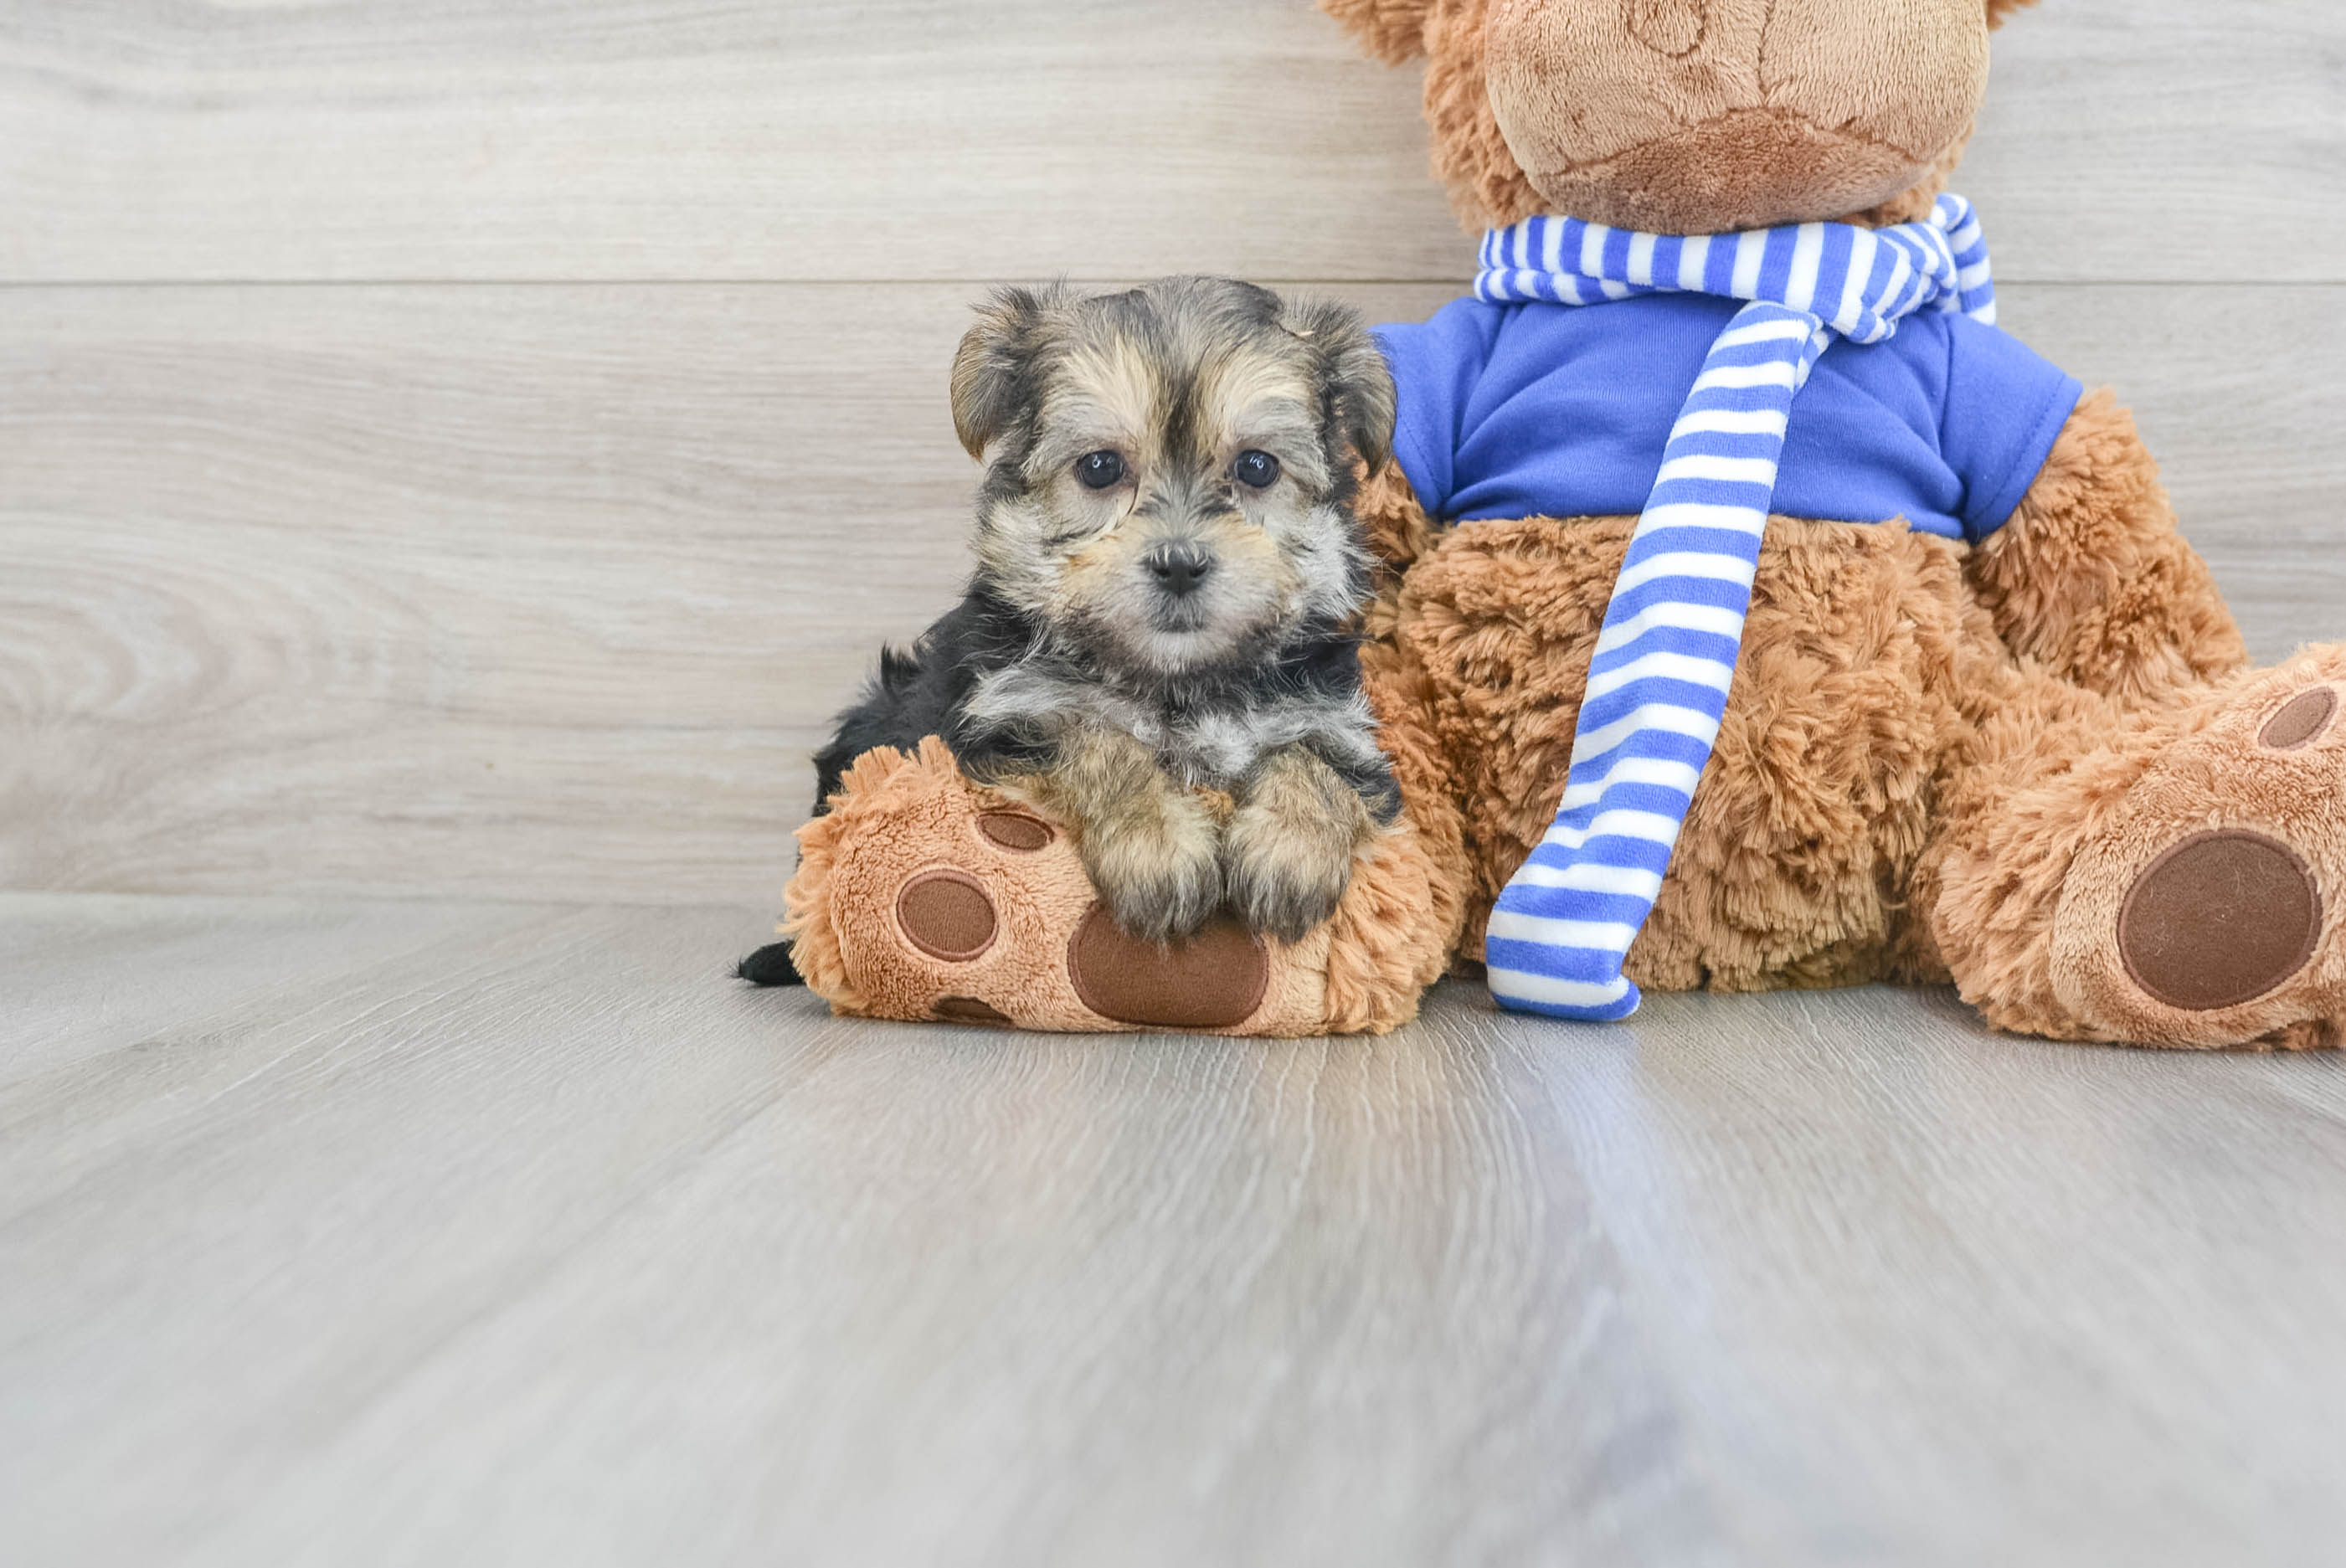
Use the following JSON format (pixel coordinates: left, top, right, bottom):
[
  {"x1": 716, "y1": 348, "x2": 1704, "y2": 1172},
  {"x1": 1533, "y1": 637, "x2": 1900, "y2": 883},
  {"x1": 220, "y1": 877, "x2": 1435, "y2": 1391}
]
[
  {"x1": 1224, "y1": 816, "x2": 1356, "y2": 944},
  {"x1": 1083, "y1": 797, "x2": 1225, "y2": 944},
  {"x1": 1225, "y1": 748, "x2": 1376, "y2": 943}
]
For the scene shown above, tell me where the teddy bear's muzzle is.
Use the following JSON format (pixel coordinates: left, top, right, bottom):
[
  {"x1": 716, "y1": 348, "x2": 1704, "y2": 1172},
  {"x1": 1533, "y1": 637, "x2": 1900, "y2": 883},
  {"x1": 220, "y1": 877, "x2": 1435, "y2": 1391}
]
[
  {"x1": 1484, "y1": 0, "x2": 1989, "y2": 234},
  {"x1": 1517, "y1": 109, "x2": 1938, "y2": 236}
]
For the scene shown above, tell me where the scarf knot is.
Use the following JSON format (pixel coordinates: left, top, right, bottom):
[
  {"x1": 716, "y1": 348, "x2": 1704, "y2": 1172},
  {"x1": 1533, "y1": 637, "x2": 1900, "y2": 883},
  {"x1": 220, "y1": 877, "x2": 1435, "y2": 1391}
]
[{"x1": 1476, "y1": 194, "x2": 1998, "y2": 1022}]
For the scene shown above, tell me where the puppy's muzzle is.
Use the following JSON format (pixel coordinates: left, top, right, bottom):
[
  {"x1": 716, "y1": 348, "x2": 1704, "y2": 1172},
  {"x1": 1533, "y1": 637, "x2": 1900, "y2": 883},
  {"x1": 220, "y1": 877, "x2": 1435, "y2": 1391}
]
[{"x1": 1143, "y1": 542, "x2": 1215, "y2": 600}]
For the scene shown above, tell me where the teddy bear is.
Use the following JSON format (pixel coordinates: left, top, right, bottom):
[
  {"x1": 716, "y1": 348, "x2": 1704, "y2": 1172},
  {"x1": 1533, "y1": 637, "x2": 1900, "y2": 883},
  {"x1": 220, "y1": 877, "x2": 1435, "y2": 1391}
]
[{"x1": 771, "y1": 0, "x2": 2346, "y2": 1049}]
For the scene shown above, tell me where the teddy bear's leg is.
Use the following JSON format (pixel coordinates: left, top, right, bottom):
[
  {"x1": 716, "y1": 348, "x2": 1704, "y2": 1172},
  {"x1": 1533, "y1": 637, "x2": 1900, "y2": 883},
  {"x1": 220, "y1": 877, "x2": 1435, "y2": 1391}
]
[
  {"x1": 1923, "y1": 647, "x2": 2346, "y2": 1048},
  {"x1": 1965, "y1": 389, "x2": 2250, "y2": 710},
  {"x1": 778, "y1": 738, "x2": 1454, "y2": 1036}
]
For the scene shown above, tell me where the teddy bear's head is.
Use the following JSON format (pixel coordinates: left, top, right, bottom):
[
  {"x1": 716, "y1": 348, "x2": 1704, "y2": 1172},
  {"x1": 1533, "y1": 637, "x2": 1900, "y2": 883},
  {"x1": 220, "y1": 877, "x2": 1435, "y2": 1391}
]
[{"x1": 1325, "y1": 0, "x2": 2040, "y2": 234}]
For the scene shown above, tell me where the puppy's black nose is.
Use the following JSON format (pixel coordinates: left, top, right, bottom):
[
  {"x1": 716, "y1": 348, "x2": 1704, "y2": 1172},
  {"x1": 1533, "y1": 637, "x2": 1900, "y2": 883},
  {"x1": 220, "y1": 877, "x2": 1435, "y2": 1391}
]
[{"x1": 1145, "y1": 543, "x2": 1214, "y2": 599}]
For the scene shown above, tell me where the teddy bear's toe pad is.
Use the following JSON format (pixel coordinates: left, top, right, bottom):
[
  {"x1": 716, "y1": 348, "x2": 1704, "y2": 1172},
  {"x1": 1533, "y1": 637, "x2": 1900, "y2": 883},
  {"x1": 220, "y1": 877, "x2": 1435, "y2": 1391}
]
[
  {"x1": 895, "y1": 870, "x2": 999, "y2": 961},
  {"x1": 2117, "y1": 830, "x2": 2322, "y2": 1011},
  {"x1": 1068, "y1": 906, "x2": 1269, "y2": 1028},
  {"x1": 934, "y1": 995, "x2": 1014, "y2": 1026},
  {"x1": 2261, "y1": 686, "x2": 2339, "y2": 751},
  {"x1": 975, "y1": 810, "x2": 1056, "y2": 851}
]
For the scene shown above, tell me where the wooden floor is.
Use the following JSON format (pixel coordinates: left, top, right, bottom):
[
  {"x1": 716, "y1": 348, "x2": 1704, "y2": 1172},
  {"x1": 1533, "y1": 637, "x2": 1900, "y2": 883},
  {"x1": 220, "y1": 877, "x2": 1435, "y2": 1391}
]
[{"x1": 6, "y1": 892, "x2": 2344, "y2": 1565}]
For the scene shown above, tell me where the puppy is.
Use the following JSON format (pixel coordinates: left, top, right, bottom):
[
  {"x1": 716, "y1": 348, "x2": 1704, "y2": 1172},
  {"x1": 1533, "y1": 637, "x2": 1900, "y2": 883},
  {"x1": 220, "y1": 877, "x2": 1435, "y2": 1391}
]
[{"x1": 814, "y1": 276, "x2": 1402, "y2": 952}]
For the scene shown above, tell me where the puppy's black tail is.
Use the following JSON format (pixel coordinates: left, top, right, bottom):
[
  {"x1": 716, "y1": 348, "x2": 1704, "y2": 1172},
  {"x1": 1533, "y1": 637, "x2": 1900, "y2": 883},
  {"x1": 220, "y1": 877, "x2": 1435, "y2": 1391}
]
[{"x1": 736, "y1": 940, "x2": 805, "y2": 987}]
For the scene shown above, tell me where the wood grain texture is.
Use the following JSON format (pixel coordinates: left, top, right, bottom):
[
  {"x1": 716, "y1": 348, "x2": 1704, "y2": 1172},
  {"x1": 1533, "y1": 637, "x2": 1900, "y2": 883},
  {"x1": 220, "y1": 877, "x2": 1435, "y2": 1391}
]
[
  {"x1": 6, "y1": 280, "x2": 2343, "y2": 902},
  {"x1": 0, "y1": 0, "x2": 2338, "y2": 284},
  {"x1": 3, "y1": 893, "x2": 2343, "y2": 1565}
]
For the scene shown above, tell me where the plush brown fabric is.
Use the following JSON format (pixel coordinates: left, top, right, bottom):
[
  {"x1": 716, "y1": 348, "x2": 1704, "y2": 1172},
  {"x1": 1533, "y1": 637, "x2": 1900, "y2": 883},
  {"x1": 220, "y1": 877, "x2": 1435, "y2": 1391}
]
[
  {"x1": 1320, "y1": 0, "x2": 1435, "y2": 61},
  {"x1": 895, "y1": 871, "x2": 999, "y2": 960},
  {"x1": 2262, "y1": 688, "x2": 2338, "y2": 750},
  {"x1": 934, "y1": 996, "x2": 1015, "y2": 1026},
  {"x1": 1483, "y1": 0, "x2": 1989, "y2": 234},
  {"x1": 1419, "y1": 0, "x2": 1551, "y2": 231},
  {"x1": 1925, "y1": 654, "x2": 2346, "y2": 1047},
  {"x1": 1068, "y1": 910, "x2": 1272, "y2": 1028},
  {"x1": 975, "y1": 810, "x2": 1055, "y2": 851},
  {"x1": 1370, "y1": 0, "x2": 1994, "y2": 234},
  {"x1": 2117, "y1": 831, "x2": 2320, "y2": 1011},
  {"x1": 1966, "y1": 387, "x2": 2249, "y2": 709},
  {"x1": 1356, "y1": 455, "x2": 1439, "y2": 586}
]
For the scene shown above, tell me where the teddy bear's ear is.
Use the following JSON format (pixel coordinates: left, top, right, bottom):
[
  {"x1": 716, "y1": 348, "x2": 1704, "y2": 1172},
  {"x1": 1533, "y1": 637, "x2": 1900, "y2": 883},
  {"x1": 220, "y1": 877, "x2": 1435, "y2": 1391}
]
[
  {"x1": 1318, "y1": 0, "x2": 1436, "y2": 64},
  {"x1": 1986, "y1": 0, "x2": 2042, "y2": 27},
  {"x1": 949, "y1": 286, "x2": 1052, "y2": 460},
  {"x1": 1284, "y1": 297, "x2": 1397, "y2": 475}
]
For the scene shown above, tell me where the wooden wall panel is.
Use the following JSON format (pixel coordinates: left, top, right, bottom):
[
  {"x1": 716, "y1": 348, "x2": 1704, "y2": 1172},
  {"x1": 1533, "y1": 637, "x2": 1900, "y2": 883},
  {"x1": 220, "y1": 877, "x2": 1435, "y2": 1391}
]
[
  {"x1": 5, "y1": 280, "x2": 2342, "y2": 903},
  {"x1": 0, "y1": 0, "x2": 2338, "y2": 285},
  {"x1": 3, "y1": 0, "x2": 2340, "y2": 901},
  {"x1": 1962, "y1": 1, "x2": 2346, "y2": 281}
]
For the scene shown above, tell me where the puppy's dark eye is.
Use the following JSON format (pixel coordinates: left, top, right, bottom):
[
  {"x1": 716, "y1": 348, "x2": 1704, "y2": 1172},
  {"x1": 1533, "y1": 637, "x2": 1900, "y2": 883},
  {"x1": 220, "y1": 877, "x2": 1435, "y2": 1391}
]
[
  {"x1": 1075, "y1": 450, "x2": 1125, "y2": 490},
  {"x1": 1232, "y1": 450, "x2": 1281, "y2": 490}
]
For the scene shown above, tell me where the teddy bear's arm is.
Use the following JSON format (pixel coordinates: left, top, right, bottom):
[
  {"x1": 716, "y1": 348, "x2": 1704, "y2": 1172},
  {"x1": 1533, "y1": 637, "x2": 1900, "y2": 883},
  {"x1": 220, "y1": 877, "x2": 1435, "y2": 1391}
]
[
  {"x1": 1965, "y1": 388, "x2": 2248, "y2": 709},
  {"x1": 1356, "y1": 458, "x2": 1437, "y2": 577},
  {"x1": 1353, "y1": 458, "x2": 1448, "y2": 655}
]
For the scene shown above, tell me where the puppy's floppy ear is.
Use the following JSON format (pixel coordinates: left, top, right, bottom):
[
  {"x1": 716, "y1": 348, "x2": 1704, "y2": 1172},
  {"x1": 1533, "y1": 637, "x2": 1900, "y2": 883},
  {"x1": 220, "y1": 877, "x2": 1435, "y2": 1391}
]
[
  {"x1": 950, "y1": 285, "x2": 1051, "y2": 460},
  {"x1": 1985, "y1": 0, "x2": 2042, "y2": 27},
  {"x1": 1318, "y1": 0, "x2": 1434, "y2": 64},
  {"x1": 1285, "y1": 298, "x2": 1397, "y2": 476}
]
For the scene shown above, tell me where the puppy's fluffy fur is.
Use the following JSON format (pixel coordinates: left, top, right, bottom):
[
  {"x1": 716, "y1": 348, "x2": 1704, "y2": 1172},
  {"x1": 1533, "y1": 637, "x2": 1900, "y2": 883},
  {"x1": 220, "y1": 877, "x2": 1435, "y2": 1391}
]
[{"x1": 816, "y1": 276, "x2": 1402, "y2": 943}]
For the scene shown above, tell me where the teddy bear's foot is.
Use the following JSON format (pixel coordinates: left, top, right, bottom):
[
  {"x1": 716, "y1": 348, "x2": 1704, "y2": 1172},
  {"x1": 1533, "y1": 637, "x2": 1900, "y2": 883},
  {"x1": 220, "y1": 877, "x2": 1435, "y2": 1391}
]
[
  {"x1": 774, "y1": 738, "x2": 1452, "y2": 1036},
  {"x1": 2046, "y1": 650, "x2": 2346, "y2": 1047}
]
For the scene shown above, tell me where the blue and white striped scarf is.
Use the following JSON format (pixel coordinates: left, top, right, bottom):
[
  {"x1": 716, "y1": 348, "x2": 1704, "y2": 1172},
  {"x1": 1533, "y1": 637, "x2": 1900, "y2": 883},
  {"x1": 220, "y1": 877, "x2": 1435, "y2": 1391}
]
[{"x1": 1475, "y1": 193, "x2": 1998, "y2": 1021}]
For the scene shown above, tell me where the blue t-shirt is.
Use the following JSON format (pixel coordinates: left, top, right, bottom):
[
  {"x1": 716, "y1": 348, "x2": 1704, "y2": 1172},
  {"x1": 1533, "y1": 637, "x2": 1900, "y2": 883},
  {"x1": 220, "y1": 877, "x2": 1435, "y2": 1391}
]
[{"x1": 1375, "y1": 294, "x2": 2082, "y2": 543}]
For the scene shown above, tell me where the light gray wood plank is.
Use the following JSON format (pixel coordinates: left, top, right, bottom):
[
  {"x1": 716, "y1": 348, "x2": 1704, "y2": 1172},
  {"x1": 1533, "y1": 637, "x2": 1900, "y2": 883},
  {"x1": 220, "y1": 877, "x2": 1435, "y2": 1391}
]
[
  {"x1": 0, "y1": 897, "x2": 841, "y2": 1563},
  {"x1": 0, "y1": 0, "x2": 1456, "y2": 285},
  {"x1": 0, "y1": 892, "x2": 533, "y2": 1087},
  {"x1": 5, "y1": 280, "x2": 2343, "y2": 903},
  {"x1": 3, "y1": 893, "x2": 2343, "y2": 1565},
  {"x1": 0, "y1": 0, "x2": 2338, "y2": 285},
  {"x1": 1536, "y1": 982, "x2": 2346, "y2": 1565},
  {"x1": 1963, "y1": 0, "x2": 2346, "y2": 283}
]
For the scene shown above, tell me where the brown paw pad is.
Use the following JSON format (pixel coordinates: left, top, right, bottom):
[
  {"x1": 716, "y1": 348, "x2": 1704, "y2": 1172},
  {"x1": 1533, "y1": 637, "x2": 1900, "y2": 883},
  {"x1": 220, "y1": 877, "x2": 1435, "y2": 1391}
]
[
  {"x1": 975, "y1": 810, "x2": 1055, "y2": 851},
  {"x1": 2260, "y1": 686, "x2": 2339, "y2": 751},
  {"x1": 1067, "y1": 905, "x2": 1269, "y2": 1030},
  {"x1": 2119, "y1": 830, "x2": 2323, "y2": 1011},
  {"x1": 934, "y1": 995, "x2": 1013, "y2": 1026},
  {"x1": 895, "y1": 869, "x2": 998, "y2": 962}
]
